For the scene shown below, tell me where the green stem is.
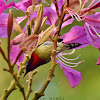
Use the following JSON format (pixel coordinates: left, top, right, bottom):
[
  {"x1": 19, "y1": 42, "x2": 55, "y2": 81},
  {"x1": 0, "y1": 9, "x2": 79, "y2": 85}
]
[
  {"x1": 26, "y1": 70, "x2": 38, "y2": 100},
  {"x1": 0, "y1": 47, "x2": 8, "y2": 62},
  {"x1": 32, "y1": 4, "x2": 66, "y2": 99},
  {"x1": 0, "y1": 80, "x2": 17, "y2": 100},
  {"x1": 32, "y1": 31, "x2": 58, "y2": 100},
  {"x1": 0, "y1": 56, "x2": 28, "y2": 100}
]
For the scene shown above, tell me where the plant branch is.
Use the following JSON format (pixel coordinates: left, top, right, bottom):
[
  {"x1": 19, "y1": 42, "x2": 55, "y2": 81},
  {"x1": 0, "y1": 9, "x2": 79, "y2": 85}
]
[
  {"x1": 63, "y1": 15, "x2": 72, "y2": 22},
  {"x1": 32, "y1": 8, "x2": 66, "y2": 99},
  {"x1": 53, "y1": 0, "x2": 60, "y2": 18},
  {"x1": 26, "y1": 70, "x2": 38, "y2": 100},
  {"x1": 0, "y1": 56, "x2": 28, "y2": 100},
  {"x1": 0, "y1": 47, "x2": 8, "y2": 62},
  {"x1": 0, "y1": 80, "x2": 17, "y2": 100},
  {"x1": 13, "y1": 73, "x2": 26, "y2": 100}
]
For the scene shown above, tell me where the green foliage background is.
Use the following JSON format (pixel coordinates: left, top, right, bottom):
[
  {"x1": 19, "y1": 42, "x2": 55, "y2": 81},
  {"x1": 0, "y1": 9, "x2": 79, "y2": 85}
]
[{"x1": 0, "y1": 0, "x2": 100, "y2": 100}]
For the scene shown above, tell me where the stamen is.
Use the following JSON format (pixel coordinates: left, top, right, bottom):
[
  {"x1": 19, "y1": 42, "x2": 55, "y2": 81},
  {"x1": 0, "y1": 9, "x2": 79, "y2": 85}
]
[
  {"x1": 56, "y1": 48, "x2": 84, "y2": 68},
  {"x1": 67, "y1": 8, "x2": 82, "y2": 21},
  {"x1": 86, "y1": 0, "x2": 97, "y2": 9},
  {"x1": 91, "y1": 26, "x2": 100, "y2": 37},
  {"x1": 60, "y1": 49, "x2": 75, "y2": 55},
  {"x1": 73, "y1": 13, "x2": 82, "y2": 21},
  {"x1": 56, "y1": 58, "x2": 82, "y2": 68},
  {"x1": 66, "y1": 8, "x2": 74, "y2": 19},
  {"x1": 85, "y1": 23, "x2": 97, "y2": 39},
  {"x1": 57, "y1": 54, "x2": 82, "y2": 65},
  {"x1": 58, "y1": 53, "x2": 81, "y2": 61}
]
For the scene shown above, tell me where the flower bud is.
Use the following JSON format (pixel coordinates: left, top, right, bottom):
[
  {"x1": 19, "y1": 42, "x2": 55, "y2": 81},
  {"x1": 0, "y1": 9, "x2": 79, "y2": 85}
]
[
  {"x1": 11, "y1": 33, "x2": 25, "y2": 46},
  {"x1": 37, "y1": 25, "x2": 54, "y2": 46},
  {"x1": 33, "y1": 4, "x2": 43, "y2": 35},
  {"x1": 39, "y1": 16, "x2": 47, "y2": 33},
  {"x1": 7, "y1": 9, "x2": 13, "y2": 37},
  {"x1": 13, "y1": 17, "x2": 24, "y2": 34}
]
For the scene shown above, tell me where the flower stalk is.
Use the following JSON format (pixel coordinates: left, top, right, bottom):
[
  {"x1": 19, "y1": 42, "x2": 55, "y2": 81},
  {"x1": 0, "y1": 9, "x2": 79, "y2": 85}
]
[{"x1": 32, "y1": 2, "x2": 66, "y2": 99}]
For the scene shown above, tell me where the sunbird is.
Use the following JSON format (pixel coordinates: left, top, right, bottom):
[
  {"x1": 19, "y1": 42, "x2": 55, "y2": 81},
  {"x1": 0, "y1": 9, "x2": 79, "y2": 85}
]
[{"x1": 25, "y1": 40, "x2": 81, "y2": 75}]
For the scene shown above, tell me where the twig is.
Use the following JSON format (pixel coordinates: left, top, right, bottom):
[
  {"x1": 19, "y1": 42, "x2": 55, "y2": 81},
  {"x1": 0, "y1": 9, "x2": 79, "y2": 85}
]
[
  {"x1": 53, "y1": 0, "x2": 60, "y2": 18},
  {"x1": 63, "y1": 15, "x2": 72, "y2": 22},
  {"x1": 13, "y1": 73, "x2": 26, "y2": 100},
  {"x1": 32, "y1": 31, "x2": 58, "y2": 100},
  {"x1": 32, "y1": 4, "x2": 66, "y2": 99},
  {"x1": 0, "y1": 57, "x2": 27, "y2": 100},
  {"x1": 0, "y1": 47, "x2": 8, "y2": 62},
  {"x1": 0, "y1": 80, "x2": 17, "y2": 100},
  {"x1": 26, "y1": 70, "x2": 38, "y2": 100}
]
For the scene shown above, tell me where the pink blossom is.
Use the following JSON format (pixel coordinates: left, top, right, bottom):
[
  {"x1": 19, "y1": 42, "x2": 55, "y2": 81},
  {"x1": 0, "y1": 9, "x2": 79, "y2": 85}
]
[
  {"x1": 96, "y1": 56, "x2": 100, "y2": 65},
  {"x1": 60, "y1": 25, "x2": 91, "y2": 49},
  {"x1": 16, "y1": 0, "x2": 43, "y2": 12},
  {"x1": 56, "y1": 50, "x2": 82, "y2": 88},
  {"x1": 16, "y1": 0, "x2": 32, "y2": 12},
  {"x1": 0, "y1": 0, "x2": 17, "y2": 15},
  {"x1": 0, "y1": 13, "x2": 8, "y2": 38},
  {"x1": 56, "y1": 59, "x2": 82, "y2": 88},
  {"x1": 10, "y1": 44, "x2": 24, "y2": 69}
]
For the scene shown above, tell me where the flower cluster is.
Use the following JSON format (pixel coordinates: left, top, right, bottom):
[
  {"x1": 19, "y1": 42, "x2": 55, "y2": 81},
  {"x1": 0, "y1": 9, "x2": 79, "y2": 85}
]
[{"x1": 0, "y1": 0, "x2": 100, "y2": 89}]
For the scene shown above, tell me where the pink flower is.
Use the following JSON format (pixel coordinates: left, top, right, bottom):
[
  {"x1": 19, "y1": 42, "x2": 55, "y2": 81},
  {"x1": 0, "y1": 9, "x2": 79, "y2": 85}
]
[
  {"x1": 16, "y1": 0, "x2": 44, "y2": 12},
  {"x1": 16, "y1": 0, "x2": 32, "y2": 12},
  {"x1": 83, "y1": 13, "x2": 100, "y2": 65},
  {"x1": 96, "y1": 56, "x2": 100, "y2": 65},
  {"x1": 56, "y1": 48, "x2": 83, "y2": 87},
  {"x1": 0, "y1": 0, "x2": 17, "y2": 15},
  {"x1": 60, "y1": 25, "x2": 91, "y2": 49},
  {"x1": 0, "y1": 13, "x2": 8, "y2": 38},
  {"x1": 10, "y1": 44, "x2": 24, "y2": 69},
  {"x1": 56, "y1": 59, "x2": 82, "y2": 88}
]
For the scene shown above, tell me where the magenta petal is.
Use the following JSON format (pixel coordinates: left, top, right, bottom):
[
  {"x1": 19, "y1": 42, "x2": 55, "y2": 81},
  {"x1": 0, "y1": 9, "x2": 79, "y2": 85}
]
[
  {"x1": 56, "y1": 60, "x2": 82, "y2": 88},
  {"x1": 16, "y1": 15, "x2": 27, "y2": 24},
  {"x1": 16, "y1": 0, "x2": 32, "y2": 11},
  {"x1": 51, "y1": 0, "x2": 63, "y2": 14},
  {"x1": 43, "y1": 7, "x2": 58, "y2": 25},
  {"x1": 91, "y1": 38, "x2": 100, "y2": 48},
  {"x1": 30, "y1": 7, "x2": 58, "y2": 25},
  {"x1": 62, "y1": 14, "x2": 74, "y2": 28},
  {"x1": 96, "y1": 56, "x2": 100, "y2": 65},
  {"x1": 60, "y1": 25, "x2": 90, "y2": 49},
  {"x1": 10, "y1": 45, "x2": 24, "y2": 67},
  {"x1": 0, "y1": 0, "x2": 6, "y2": 6},
  {"x1": 0, "y1": 13, "x2": 8, "y2": 38},
  {"x1": 84, "y1": 12, "x2": 100, "y2": 30},
  {"x1": 84, "y1": 23, "x2": 100, "y2": 48},
  {"x1": 30, "y1": 11, "x2": 38, "y2": 20},
  {"x1": 0, "y1": 1, "x2": 17, "y2": 14}
]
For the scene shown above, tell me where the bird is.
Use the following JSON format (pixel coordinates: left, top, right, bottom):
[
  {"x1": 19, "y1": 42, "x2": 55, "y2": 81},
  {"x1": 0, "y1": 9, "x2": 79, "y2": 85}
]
[{"x1": 25, "y1": 40, "x2": 81, "y2": 75}]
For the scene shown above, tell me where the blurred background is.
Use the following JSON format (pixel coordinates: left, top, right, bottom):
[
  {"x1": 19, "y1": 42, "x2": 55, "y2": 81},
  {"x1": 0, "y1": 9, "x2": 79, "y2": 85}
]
[{"x1": 0, "y1": 0, "x2": 100, "y2": 100}]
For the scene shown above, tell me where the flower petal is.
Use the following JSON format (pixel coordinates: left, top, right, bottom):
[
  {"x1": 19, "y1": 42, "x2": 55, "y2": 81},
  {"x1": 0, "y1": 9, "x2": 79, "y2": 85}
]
[
  {"x1": 56, "y1": 60, "x2": 82, "y2": 88},
  {"x1": 60, "y1": 25, "x2": 90, "y2": 49},
  {"x1": 30, "y1": 7, "x2": 58, "y2": 25},
  {"x1": 10, "y1": 45, "x2": 24, "y2": 67},
  {"x1": 84, "y1": 23, "x2": 100, "y2": 48},
  {"x1": 0, "y1": 13, "x2": 8, "y2": 38},
  {"x1": 0, "y1": 1, "x2": 17, "y2": 14},
  {"x1": 62, "y1": 14, "x2": 74, "y2": 28},
  {"x1": 96, "y1": 56, "x2": 100, "y2": 65},
  {"x1": 84, "y1": 12, "x2": 100, "y2": 30},
  {"x1": 16, "y1": 0, "x2": 32, "y2": 12}
]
